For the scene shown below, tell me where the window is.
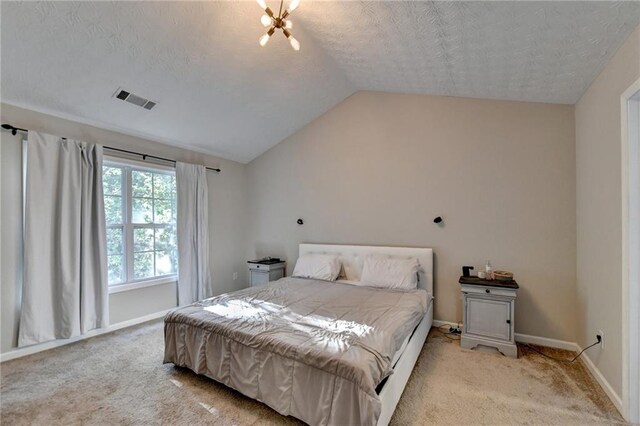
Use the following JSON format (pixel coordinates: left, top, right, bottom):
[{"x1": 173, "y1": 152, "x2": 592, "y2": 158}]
[{"x1": 103, "y1": 160, "x2": 178, "y2": 286}]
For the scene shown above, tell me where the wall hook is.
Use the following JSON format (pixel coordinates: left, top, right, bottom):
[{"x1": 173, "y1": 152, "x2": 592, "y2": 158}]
[{"x1": 297, "y1": 218, "x2": 304, "y2": 225}]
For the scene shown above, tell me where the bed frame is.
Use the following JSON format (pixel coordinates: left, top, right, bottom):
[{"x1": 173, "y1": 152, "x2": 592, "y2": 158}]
[{"x1": 298, "y1": 244, "x2": 434, "y2": 426}]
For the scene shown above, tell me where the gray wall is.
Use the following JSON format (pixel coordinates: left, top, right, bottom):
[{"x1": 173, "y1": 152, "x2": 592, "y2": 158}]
[
  {"x1": 246, "y1": 91, "x2": 577, "y2": 342},
  {"x1": 0, "y1": 104, "x2": 248, "y2": 354},
  {"x1": 575, "y1": 24, "x2": 640, "y2": 398},
  {"x1": 1, "y1": 131, "x2": 24, "y2": 354}
]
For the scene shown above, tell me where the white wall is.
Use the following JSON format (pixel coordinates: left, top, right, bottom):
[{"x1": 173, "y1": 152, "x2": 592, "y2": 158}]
[
  {"x1": 246, "y1": 91, "x2": 577, "y2": 342},
  {"x1": 0, "y1": 103, "x2": 248, "y2": 354},
  {"x1": 575, "y1": 24, "x2": 640, "y2": 400}
]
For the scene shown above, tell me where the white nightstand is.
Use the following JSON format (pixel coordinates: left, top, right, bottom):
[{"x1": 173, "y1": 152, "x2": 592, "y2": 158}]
[
  {"x1": 247, "y1": 261, "x2": 286, "y2": 287},
  {"x1": 459, "y1": 276, "x2": 519, "y2": 358}
]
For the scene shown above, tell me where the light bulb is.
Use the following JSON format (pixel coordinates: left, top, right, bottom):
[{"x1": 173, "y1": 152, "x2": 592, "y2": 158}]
[
  {"x1": 289, "y1": 0, "x2": 300, "y2": 12},
  {"x1": 284, "y1": 20, "x2": 293, "y2": 29},
  {"x1": 259, "y1": 33, "x2": 271, "y2": 47},
  {"x1": 256, "y1": 0, "x2": 267, "y2": 9},
  {"x1": 288, "y1": 35, "x2": 300, "y2": 51},
  {"x1": 260, "y1": 14, "x2": 272, "y2": 27}
]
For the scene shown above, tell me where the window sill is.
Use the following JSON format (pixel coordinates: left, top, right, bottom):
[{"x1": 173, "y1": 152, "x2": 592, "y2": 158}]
[{"x1": 108, "y1": 276, "x2": 177, "y2": 294}]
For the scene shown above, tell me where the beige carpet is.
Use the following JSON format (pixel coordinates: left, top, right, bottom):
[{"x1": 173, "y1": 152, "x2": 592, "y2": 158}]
[{"x1": 0, "y1": 320, "x2": 624, "y2": 425}]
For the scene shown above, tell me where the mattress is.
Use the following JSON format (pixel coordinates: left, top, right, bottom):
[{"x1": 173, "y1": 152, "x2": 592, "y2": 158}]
[{"x1": 164, "y1": 277, "x2": 428, "y2": 426}]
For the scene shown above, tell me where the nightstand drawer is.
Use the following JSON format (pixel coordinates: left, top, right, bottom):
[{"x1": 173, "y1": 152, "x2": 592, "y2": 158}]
[
  {"x1": 247, "y1": 262, "x2": 285, "y2": 272},
  {"x1": 462, "y1": 284, "x2": 516, "y2": 298}
]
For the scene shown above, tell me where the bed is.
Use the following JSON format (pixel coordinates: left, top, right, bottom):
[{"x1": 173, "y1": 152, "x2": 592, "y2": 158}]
[{"x1": 164, "y1": 244, "x2": 434, "y2": 426}]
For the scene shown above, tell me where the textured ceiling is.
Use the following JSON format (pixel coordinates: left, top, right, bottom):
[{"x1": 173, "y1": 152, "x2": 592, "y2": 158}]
[
  {"x1": 2, "y1": 1, "x2": 640, "y2": 163},
  {"x1": 0, "y1": 1, "x2": 352, "y2": 162},
  {"x1": 300, "y1": 1, "x2": 640, "y2": 103}
]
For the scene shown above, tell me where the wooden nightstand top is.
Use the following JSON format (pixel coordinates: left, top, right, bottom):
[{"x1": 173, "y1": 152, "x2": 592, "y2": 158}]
[{"x1": 459, "y1": 276, "x2": 519, "y2": 289}]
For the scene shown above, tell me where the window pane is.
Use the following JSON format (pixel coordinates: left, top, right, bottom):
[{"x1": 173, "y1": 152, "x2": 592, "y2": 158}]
[
  {"x1": 154, "y1": 199, "x2": 174, "y2": 224},
  {"x1": 106, "y1": 228, "x2": 123, "y2": 255},
  {"x1": 104, "y1": 195, "x2": 123, "y2": 224},
  {"x1": 133, "y1": 227, "x2": 154, "y2": 252},
  {"x1": 154, "y1": 173, "x2": 175, "y2": 200},
  {"x1": 134, "y1": 252, "x2": 154, "y2": 280},
  {"x1": 103, "y1": 167, "x2": 122, "y2": 196},
  {"x1": 132, "y1": 198, "x2": 153, "y2": 223},
  {"x1": 103, "y1": 165, "x2": 178, "y2": 284},
  {"x1": 132, "y1": 171, "x2": 153, "y2": 197},
  {"x1": 155, "y1": 227, "x2": 176, "y2": 252},
  {"x1": 155, "y1": 250, "x2": 177, "y2": 276},
  {"x1": 108, "y1": 254, "x2": 124, "y2": 284}
]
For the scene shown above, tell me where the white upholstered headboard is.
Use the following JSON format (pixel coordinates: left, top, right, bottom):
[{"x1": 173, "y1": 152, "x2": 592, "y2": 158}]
[{"x1": 298, "y1": 244, "x2": 434, "y2": 295}]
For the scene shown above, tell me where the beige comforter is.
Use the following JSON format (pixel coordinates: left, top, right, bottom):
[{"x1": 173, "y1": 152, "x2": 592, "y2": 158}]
[{"x1": 164, "y1": 277, "x2": 428, "y2": 426}]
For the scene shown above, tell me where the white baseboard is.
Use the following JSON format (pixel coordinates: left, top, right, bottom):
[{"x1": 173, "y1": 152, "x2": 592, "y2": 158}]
[
  {"x1": 513, "y1": 332, "x2": 579, "y2": 352},
  {"x1": 0, "y1": 309, "x2": 171, "y2": 363},
  {"x1": 580, "y1": 352, "x2": 623, "y2": 414},
  {"x1": 433, "y1": 319, "x2": 622, "y2": 416},
  {"x1": 433, "y1": 320, "x2": 578, "y2": 350}
]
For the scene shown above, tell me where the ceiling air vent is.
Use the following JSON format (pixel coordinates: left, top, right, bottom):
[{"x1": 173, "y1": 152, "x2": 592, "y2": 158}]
[{"x1": 113, "y1": 88, "x2": 157, "y2": 111}]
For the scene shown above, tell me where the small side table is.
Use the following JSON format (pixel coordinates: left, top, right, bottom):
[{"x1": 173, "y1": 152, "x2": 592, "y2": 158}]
[
  {"x1": 459, "y1": 276, "x2": 519, "y2": 358},
  {"x1": 247, "y1": 261, "x2": 286, "y2": 287}
]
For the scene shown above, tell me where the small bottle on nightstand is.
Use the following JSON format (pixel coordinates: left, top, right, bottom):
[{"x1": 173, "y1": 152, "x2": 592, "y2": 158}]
[{"x1": 485, "y1": 260, "x2": 493, "y2": 281}]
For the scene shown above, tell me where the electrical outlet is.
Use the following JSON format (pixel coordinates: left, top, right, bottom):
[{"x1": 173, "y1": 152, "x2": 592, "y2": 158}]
[
  {"x1": 233, "y1": 272, "x2": 238, "y2": 281},
  {"x1": 597, "y1": 330, "x2": 604, "y2": 350}
]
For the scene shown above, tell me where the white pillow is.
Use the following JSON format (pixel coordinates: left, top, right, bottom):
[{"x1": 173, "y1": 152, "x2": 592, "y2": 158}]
[
  {"x1": 292, "y1": 254, "x2": 341, "y2": 281},
  {"x1": 359, "y1": 254, "x2": 420, "y2": 289}
]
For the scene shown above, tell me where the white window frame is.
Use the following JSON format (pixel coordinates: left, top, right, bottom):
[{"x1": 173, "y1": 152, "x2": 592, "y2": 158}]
[{"x1": 104, "y1": 157, "x2": 178, "y2": 293}]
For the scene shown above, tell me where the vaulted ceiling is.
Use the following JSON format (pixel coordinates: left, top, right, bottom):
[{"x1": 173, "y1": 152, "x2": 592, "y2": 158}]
[{"x1": 2, "y1": 1, "x2": 640, "y2": 163}]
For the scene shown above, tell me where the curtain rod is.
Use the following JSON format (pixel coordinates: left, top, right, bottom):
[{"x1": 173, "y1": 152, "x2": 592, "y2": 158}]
[{"x1": 1, "y1": 123, "x2": 221, "y2": 173}]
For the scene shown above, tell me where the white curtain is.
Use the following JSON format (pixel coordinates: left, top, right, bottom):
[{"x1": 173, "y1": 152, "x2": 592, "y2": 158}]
[
  {"x1": 176, "y1": 162, "x2": 211, "y2": 305},
  {"x1": 19, "y1": 132, "x2": 108, "y2": 347}
]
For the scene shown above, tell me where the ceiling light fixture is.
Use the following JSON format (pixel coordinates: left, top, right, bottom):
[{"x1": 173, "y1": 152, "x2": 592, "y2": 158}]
[{"x1": 257, "y1": 0, "x2": 300, "y2": 51}]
